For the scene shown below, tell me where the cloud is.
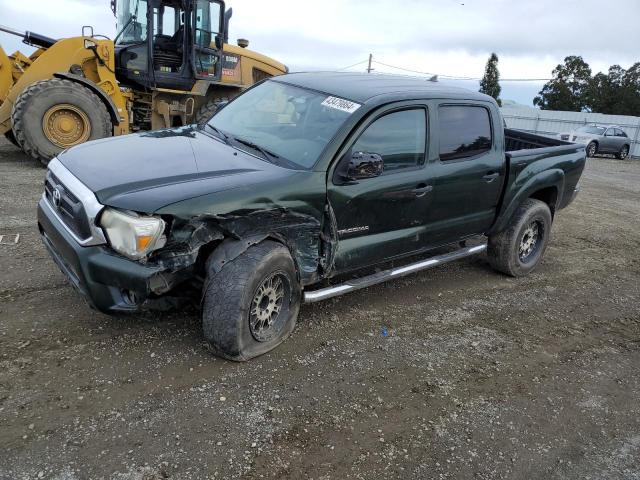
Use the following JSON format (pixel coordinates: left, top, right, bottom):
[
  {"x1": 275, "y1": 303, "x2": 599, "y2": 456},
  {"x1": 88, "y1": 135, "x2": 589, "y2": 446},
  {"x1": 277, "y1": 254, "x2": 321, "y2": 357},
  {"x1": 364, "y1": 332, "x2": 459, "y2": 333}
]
[{"x1": 1, "y1": 0, "x2": 638, "y2": 105}]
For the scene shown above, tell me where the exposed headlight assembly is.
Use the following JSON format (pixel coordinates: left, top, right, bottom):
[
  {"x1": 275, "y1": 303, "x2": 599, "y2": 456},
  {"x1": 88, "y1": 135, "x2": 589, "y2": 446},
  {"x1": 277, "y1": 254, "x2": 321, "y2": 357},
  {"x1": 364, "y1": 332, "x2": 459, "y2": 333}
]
[{"x1": 100, "y1": 208, "x2": 166, "y2": 261}]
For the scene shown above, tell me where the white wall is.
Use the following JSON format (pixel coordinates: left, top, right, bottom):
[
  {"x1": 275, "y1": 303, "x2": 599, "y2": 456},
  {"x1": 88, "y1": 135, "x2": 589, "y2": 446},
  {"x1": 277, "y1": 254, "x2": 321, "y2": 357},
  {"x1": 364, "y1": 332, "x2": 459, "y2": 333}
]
[{"x1": 501, "y1": 107, "x2": 640, "y2": 159}]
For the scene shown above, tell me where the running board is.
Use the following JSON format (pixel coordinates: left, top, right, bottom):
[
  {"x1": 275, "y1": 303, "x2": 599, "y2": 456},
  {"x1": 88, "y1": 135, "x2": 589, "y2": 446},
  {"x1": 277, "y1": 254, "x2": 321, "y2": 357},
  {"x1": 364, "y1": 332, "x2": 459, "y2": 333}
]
[{"x1": 303, "y1": 244, "x2": 487, "y2": 303}]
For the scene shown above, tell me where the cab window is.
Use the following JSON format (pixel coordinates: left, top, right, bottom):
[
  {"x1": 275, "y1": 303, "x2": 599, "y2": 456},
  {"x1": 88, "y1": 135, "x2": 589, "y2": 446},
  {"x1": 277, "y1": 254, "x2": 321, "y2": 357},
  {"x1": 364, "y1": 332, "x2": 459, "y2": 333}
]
[
  {"x1": 352, "y1": 109, "x2": 426, "y2": 172},
  {"x1": 438, "y1": 105, "x2": 492, "y2": 161}
]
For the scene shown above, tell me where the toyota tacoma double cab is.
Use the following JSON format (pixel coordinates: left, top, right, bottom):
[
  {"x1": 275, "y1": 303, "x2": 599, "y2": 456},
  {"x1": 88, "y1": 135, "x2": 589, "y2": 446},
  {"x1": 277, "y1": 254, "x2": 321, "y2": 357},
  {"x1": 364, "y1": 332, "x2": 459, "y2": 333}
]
[{"x1": 37, "y1": 72, "x2": 586, "y2": 360}]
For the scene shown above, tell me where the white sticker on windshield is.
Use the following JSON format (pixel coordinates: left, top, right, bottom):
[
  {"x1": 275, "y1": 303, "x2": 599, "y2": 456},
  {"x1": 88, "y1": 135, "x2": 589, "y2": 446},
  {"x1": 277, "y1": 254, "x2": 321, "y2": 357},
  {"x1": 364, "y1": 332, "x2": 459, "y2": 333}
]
[{"x1": 321, "y1": 96, "x2": 361, "y2": 114}]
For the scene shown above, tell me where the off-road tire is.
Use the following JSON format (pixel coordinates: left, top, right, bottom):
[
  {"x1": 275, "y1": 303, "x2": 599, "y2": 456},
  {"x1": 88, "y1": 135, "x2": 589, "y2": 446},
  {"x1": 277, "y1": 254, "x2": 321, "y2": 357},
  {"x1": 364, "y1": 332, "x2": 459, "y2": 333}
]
[
  {"x1": 11, "y1": 78, "x2": 112, "y2": 166},
  {"x1": 487, "y1": 199, "x2": 552, "y2": 277},
  {"x1": 4, "y1": 131, "x2": 19, "y2": 147},
  {"x1": 194, "y1": 96, "x2": 230, "y2": 125},
  {"x1": 586, "y1": 141, "x2": 597, "y2": 158},
  {"x1": 202, "y1": 241, "x2": 301, "y2": 361},
  {"x1": 617, "y1": 145, "x2": 629, "y2": 160}
]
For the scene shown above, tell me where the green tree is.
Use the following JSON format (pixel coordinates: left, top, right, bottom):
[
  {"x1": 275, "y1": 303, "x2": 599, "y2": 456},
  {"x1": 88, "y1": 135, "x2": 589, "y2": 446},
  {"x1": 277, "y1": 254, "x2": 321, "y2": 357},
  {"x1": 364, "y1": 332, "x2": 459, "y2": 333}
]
[
  {"x1": 586, "y1": 63, "x2": 640, "y2": 116},
  {"x1": 619, "y1": 62, "x2": 640, "y2": 116},
  {"x1": 586, "y1": 65, "x2": 625, "y2": 114},
  {"x1": 534, "y1": 56, "x2": 592, "y2": 111},
  {"x1": 479, "y1": 53, "x2": 502, "y2": 106}
]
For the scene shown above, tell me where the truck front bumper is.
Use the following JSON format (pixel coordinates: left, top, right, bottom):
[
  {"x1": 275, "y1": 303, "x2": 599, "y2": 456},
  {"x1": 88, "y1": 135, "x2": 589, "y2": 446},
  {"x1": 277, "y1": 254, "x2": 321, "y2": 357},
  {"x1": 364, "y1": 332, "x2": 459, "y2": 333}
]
[{"x1": 37, "y1": 198, "x2": 167, "y2": 313}]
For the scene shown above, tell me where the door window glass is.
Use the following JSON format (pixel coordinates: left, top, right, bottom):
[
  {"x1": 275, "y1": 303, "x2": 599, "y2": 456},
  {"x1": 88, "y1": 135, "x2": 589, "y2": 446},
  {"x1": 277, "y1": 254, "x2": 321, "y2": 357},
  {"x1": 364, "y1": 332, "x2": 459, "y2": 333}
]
[
  {"x1": 352, "y1": 109, "x2": 426, "y2": 172},
  {"x1": 615, "y1": 128, "x2": 627, "y2": 137},
  {"x1": 195, "y1": 0, "x2": 222, "y2": 47},
  {"x1": 438, "y1": 106, "x2": 492, "y2": 161},
  {"x1": 152, "y1": 5, "x2": 184, "y2": 73},
  {"x1": 116, "y1": 0, "x2": 148, "y2": 44}
]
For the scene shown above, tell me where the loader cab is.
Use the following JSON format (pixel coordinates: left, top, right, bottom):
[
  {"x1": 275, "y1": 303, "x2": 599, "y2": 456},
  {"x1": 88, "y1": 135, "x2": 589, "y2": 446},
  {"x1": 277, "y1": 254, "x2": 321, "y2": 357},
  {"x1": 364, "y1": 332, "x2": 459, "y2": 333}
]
[{"x1": 113, "y1": 0, "x2": 224, "y2": 91}]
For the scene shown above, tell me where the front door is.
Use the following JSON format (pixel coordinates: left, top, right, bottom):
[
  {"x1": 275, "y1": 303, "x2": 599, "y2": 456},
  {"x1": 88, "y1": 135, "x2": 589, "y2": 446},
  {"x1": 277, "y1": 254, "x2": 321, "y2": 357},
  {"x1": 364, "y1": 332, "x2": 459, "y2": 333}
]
[
  {"x1": 328, "y1": 104, "x2": 434, "y2": 272},
  {"x1": 426, "y1": 103, "x2": 505, "y2": 244}
]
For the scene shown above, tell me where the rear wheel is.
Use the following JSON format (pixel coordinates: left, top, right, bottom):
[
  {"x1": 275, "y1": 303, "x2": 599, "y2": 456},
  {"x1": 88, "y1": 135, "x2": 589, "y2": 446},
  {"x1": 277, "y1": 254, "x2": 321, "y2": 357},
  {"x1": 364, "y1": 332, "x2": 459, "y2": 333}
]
[
  {"x1": 586, "y1": 141, "x2": 597, "y2": 158},
  {"x1": 194, "y1": 96, "x2": 231, "y2": 125},
  {"x1": 11, "y1": 78, "x2": 113, "y2": 166},
  {"x1": 201, "y1": 241, "x2": 301, "y2": 361},
  {"x1": 487, "y1": 199, "x2": 552, "y2": 277},
  {"x1": 617, "y1": 145, "x2": 629, "y2": 160}
]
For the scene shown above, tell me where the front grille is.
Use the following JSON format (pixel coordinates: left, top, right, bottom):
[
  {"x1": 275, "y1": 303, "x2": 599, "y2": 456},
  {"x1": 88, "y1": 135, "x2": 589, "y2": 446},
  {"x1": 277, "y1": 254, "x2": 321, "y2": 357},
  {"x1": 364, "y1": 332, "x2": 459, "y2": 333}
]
[{"x1": 44, "y1": 171, "x2": 92, "y2": 240}]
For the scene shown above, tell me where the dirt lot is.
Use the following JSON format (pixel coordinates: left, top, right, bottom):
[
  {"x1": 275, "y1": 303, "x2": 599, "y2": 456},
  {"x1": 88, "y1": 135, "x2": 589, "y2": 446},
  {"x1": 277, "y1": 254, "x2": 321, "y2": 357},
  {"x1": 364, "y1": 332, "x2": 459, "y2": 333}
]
[{"x1": 0, "y1": 137, "x2": 639, "y2": 480}]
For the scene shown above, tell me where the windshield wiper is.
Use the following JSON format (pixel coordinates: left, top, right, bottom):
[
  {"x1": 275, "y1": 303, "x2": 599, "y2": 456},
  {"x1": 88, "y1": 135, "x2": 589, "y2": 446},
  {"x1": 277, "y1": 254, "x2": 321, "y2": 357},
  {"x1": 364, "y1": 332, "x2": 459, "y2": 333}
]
[
  {"x1": 204, "y1": 124, "x2": 230, "y2": 144},
  {"x1": 231, "y1": 136, "x2": 281, "y2": 163}
]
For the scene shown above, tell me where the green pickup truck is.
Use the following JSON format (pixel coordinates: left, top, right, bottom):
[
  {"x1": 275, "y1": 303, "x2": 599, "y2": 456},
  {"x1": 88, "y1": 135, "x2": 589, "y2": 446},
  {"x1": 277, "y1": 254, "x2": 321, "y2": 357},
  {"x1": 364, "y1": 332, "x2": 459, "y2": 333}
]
[{"x1": 37, "y1": 72, "x2": 586, "y2": 360}]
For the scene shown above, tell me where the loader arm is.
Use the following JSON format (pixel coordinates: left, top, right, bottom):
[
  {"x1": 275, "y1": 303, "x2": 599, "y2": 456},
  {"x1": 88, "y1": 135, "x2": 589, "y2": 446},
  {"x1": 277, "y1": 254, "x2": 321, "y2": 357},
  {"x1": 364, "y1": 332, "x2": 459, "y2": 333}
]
[{"x1": 0, "y1": 46, "x2": 13, "y2": 105}]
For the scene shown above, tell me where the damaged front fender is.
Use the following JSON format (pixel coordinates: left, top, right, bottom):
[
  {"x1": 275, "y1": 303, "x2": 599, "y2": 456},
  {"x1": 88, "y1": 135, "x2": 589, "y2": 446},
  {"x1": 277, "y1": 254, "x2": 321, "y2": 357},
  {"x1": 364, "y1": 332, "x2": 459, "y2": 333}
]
[{"x1": 149, "y1": 206, "x2": 335, "y2": 289}]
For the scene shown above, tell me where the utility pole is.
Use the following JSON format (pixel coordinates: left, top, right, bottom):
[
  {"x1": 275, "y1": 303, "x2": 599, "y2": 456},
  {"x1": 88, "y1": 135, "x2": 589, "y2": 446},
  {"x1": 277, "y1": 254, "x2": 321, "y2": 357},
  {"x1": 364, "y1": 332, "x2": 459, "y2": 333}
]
[{"x1": 367, "y1": 53, "x2": 373, "y2": 74}]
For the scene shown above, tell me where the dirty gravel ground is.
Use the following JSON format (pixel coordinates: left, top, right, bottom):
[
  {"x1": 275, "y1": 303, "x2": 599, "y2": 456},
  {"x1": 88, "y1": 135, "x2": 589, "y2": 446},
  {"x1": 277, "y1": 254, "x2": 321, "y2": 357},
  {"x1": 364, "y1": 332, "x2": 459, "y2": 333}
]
[{"x1": 0, "y1": 136, "x2": 639, "y2": 480}]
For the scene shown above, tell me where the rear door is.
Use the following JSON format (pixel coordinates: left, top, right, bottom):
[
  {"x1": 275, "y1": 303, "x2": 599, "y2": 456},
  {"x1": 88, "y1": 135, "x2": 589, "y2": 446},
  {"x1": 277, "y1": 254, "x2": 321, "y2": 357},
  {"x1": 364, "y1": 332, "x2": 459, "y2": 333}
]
[
  {"x1": 328, "y1": 102, "x2": 434, "y2": 271},
  {"x1": 614, "y1": 128, "x2": 629, "y2": 150},
  {"x1": 426, "y1": 102, "x2": 505, "y2": 245}
]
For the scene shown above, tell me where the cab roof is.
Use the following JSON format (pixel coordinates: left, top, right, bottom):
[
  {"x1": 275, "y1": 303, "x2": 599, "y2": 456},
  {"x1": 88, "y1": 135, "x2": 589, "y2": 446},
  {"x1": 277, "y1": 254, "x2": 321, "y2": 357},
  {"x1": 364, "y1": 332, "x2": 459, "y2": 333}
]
[{"x1": 273, "y1": 72, "x2": 494, "y2": 104}]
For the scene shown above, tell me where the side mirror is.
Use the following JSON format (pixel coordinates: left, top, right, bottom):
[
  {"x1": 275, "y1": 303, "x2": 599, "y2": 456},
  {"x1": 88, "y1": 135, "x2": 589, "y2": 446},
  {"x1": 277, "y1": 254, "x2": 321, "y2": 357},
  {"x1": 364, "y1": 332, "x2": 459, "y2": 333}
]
[
  {"x1": 214, "y1": 35, "x2": 224, "y2": 50},
  {"x1": 346, "y1": 151, "x2": 384, "y2": 180}
]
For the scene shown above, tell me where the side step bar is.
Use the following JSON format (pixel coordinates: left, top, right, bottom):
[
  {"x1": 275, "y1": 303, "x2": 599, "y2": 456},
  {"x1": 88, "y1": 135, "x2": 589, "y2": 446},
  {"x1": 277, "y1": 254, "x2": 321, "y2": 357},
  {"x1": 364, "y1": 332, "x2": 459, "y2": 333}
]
[{"x1": 303, "y1": 244, "x2": 487, "y2": 303}]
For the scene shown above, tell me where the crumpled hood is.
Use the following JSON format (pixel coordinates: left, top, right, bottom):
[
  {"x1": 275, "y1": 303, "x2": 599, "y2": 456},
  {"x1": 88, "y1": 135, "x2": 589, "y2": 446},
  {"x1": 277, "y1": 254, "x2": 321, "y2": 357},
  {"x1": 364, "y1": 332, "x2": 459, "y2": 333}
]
[{"x1": 57, "y1": 126, "x2": 289, "y2": 213}]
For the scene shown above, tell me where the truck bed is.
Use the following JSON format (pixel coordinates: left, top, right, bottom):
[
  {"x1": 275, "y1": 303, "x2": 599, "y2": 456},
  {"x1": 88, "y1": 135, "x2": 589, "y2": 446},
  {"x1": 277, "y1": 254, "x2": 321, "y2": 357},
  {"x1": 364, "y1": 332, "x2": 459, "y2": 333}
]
[
  {"x1": 489, "y1": 128, "x2": 587, "y2": 235},
  {"x1": 505, "y1": 128, "x2": 571, "y2": 152}
]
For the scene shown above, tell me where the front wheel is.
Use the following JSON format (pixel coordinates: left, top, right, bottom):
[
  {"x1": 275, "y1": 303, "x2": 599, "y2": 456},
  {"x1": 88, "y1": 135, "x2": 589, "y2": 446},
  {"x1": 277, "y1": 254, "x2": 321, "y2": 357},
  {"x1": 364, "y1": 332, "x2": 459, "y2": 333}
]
[
  {"x1": 201, "y1": 241, "x2": 301, "y2": 361},
  {"x1": 487, "y1": 199, "x2": 552, "y2": 277},
  {"x1": 11, "y1": 78, "x2": 113, "y2": 166},
  {"x1": 617, "y1": 145, "x2": 629, "y2": 160},
  {"x1": 586, "y1": 142, "x2": 597, "y2": 158}
]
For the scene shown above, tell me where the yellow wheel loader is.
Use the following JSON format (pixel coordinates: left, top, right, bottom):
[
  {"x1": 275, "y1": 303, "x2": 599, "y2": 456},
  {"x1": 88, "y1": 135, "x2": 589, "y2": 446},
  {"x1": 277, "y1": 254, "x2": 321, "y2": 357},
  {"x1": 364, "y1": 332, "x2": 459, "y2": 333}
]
[{"x1": 0, "y1": 0, "x2": 287, "y2": 165}]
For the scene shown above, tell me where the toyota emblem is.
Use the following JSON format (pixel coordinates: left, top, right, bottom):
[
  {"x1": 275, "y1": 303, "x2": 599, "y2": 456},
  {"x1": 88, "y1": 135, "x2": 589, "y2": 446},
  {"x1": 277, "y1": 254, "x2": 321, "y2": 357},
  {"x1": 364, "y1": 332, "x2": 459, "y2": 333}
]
[{"x1": 52, "y1": 187, "x2": 62, "y2": 208}]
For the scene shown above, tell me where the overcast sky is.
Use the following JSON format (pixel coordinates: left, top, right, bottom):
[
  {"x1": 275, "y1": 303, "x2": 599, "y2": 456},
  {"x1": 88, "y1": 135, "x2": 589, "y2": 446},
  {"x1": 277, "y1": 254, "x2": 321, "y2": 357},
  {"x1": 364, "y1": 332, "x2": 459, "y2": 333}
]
[{"x1": 1, "y1": 0, "x2": 638, "y2": 105}]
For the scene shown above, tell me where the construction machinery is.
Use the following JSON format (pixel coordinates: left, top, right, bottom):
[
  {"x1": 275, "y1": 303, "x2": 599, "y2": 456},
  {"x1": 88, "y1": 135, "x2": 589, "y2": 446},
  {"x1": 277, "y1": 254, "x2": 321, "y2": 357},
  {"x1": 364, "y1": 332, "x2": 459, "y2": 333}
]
[{"x1": 0, "y1": 0, "x2": 287, "y2": 165}]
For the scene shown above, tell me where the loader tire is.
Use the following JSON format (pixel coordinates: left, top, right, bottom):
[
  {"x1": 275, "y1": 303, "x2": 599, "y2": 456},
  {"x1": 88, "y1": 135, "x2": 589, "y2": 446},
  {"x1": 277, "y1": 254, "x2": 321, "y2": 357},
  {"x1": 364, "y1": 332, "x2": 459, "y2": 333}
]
[
  {"x1": 487, "y1": 199, "x2": 552, "y2": 277},
  {"x1": 4, "y1": 131, "x2": 19, "y2": 148},
  {"x1": 194, "y1": 96, "x2": 231, "y2": 125},
  {"x1": 202, "y1": 240, "x2": 301, "y2": 361},
  {"x1": 12, "y1": 78, "x2": 113, "y2": 166}
]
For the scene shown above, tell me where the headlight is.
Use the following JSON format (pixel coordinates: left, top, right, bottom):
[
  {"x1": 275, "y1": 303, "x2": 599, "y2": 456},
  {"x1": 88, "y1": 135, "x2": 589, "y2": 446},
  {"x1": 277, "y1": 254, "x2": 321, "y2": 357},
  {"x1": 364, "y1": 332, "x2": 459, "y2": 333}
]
[{"x1": 100, "y1": 208, "x2": 166, "y2": 260}]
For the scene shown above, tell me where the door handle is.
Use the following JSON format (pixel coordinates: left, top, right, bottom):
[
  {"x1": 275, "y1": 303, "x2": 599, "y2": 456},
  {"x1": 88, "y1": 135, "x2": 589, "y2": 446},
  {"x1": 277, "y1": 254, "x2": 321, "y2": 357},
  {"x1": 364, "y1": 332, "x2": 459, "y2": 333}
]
[
  {"x1": 483, "y1": 172, "x2": 500, "y2": 182},
  {"x1": 412, "y1": 185, "x2": 433, "y2": 197}
]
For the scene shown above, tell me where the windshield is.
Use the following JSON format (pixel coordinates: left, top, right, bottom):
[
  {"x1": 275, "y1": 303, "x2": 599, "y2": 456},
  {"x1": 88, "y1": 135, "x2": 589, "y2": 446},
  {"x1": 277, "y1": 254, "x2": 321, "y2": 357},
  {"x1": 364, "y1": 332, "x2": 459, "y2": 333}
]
[
  {"x1": 207, "y1": 81, "x2": 357, "y2": 169},
  {"x1": 577, "y1": 126, "x2": 605, "y2": 135},
  {"x1": 116, "y1": 0, "x2": 147, "y2": 45}
]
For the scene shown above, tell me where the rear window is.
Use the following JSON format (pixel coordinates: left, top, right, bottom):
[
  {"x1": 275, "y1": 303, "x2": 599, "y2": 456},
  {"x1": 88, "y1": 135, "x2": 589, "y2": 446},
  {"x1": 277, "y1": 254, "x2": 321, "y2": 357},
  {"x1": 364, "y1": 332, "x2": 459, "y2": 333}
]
[{"x1": 438, "y1": 106, "x2": 492, "y2": 161}]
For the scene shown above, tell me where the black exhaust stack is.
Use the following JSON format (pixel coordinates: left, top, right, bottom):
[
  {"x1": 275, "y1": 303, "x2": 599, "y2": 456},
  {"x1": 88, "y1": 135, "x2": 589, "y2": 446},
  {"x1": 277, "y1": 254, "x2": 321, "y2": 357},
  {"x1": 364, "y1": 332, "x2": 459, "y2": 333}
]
[{"x1": 223, "y1": 8, "x2": 232, "y2": 44}]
